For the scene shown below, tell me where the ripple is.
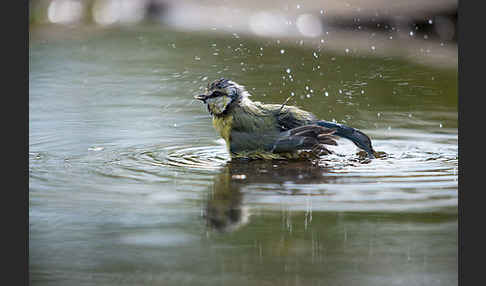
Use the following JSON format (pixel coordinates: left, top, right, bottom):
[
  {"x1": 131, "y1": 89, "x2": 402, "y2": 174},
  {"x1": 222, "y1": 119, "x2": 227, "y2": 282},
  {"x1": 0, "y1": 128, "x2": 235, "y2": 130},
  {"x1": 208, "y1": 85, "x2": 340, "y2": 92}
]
[
  {"x1": 86, "y1": 143, "x2": 230, "y2": 184},
  {"x1": 30, "y1": 130, "x2": 458, "y2": 214},
  {"x1": 209, "y1": 136, "x2": 459, "y2": 213},
  {"x1": 137, "y1": 144, "x2": 229, "y2": 170}
]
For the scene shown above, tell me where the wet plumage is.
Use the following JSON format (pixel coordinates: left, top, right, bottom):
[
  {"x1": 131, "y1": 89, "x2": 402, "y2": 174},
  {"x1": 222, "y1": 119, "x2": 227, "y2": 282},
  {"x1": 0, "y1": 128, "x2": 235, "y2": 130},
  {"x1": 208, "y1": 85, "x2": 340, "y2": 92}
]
[{"x1": 194, "y1": 78, "x2": 376, "y2": 160}]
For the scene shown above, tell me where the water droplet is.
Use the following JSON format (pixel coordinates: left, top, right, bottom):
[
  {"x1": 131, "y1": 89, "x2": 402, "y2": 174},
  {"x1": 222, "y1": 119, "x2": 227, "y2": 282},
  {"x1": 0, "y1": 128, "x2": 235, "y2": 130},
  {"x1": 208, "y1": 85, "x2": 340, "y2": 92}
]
[
  {"x1": 313, "y1": 52, "x2": 318, "y2": 58},
  {"x1": 324, "y1": 91, "x2": 329, "y2": 97},
  {"x1": 409, "y1": 31, "x2": 414, "y2": 36},
  {"x1": 280, "y1": 49, "x2": 285, "y2": 54},
  {"x1": 428, "y1": 19, "x2": 433, "y2": 24},
  {"x1": 371, "y1": 45, "x2": 376, "y2": 51},
  {"x1": 297, "y1": 4, "x2": 301, "y2": 9},
  {"x1": 232, "y1": 174, "x2": 247, "y2": 180},
  {"x1": 194, "y1": 56, "x2": 201, "y2": 61},
  {"x1": 338, "y1": 89, "x2": 342, "y2": 94},
  {"x1": 286, "y1": 68, "x2": 291, "y2": 74},
  {"x1": 88, "y1": 146, "x2": 104, "y2": 152},
  {"x1": 345, "y1": 48, "x2": 350, "y2": 53},
  {"x1": 439, "y1": 123, "x2": 443, "y2": 128},
  {"x1": 361, "y1": 90, "x2": 365, "y2": 94},
  {"x1": 306, "y1": 94, "x2": 311, "y2": 98},
  {"x1": 201, "y1": 76, "x2": 208, "y2": 81}
]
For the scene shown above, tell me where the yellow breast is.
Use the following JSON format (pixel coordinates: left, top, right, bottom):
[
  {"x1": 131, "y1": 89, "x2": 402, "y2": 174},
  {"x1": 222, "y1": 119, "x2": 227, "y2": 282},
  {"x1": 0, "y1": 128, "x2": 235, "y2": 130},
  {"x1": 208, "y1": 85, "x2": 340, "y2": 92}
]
[{"x1": 212, "y1": 115, "x2": 233, "y2": 148}]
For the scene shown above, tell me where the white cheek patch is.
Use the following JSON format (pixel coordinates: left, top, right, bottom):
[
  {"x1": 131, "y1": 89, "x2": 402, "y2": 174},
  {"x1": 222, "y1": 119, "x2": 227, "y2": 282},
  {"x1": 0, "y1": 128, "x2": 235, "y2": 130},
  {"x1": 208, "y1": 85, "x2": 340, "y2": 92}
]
[{"x1": 207, "y1": 96, "x2": 232, "y2": 115}]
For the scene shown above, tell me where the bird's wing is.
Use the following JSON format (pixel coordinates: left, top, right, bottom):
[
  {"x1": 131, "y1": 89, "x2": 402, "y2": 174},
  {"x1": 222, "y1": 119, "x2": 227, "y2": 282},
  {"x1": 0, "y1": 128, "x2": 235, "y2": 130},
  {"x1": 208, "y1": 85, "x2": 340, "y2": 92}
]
[
  {"x1": 262, "y1": 102, "x2": 376, "y2": 158},
  {"x1": 265, "y1": 104, "x2": 317, "y2": 130},
  {"x1": 271, "y1": 124, "x2": 338, "y2": 155}
]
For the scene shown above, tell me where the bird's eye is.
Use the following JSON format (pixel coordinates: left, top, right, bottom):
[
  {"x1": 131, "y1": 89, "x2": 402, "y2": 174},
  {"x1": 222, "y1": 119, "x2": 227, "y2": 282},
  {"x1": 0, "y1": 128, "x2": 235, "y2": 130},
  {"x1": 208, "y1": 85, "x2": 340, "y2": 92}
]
[{"x1": 209, "y1": 91, "x2": 224, "y2": 98}]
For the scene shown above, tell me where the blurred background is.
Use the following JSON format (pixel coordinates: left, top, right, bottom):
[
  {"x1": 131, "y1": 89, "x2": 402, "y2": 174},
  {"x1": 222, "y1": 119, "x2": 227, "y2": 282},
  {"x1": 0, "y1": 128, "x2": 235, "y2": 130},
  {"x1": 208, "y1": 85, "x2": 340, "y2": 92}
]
[
  {"x1": 29, "y1": 1, "x2": 457, "y2": 286},
  {"x1": 30, "y1": 0, "x2": 457, "y2": 67}
]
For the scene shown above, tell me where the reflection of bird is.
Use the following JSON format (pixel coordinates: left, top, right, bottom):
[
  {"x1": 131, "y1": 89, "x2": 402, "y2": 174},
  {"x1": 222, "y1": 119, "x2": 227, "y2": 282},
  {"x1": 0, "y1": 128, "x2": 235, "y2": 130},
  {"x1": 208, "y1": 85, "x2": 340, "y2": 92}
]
[
  {"x1": 204, "y1": 166, "x2": 249, "y2": 232},
  {"x1": 204, "y1": 160, "x2": 331, "y2": 232},
  {"x1": 195, "y1": 78, "x2": 376, "y2": 160}
]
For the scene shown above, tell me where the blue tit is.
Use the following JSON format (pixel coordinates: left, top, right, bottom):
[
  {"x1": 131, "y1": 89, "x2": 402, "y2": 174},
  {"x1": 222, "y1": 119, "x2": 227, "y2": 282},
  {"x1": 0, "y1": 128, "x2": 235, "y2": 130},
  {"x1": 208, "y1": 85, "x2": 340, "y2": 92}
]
[{"x1": 194, "y1": 78, "x2": 376, "y2": 160}]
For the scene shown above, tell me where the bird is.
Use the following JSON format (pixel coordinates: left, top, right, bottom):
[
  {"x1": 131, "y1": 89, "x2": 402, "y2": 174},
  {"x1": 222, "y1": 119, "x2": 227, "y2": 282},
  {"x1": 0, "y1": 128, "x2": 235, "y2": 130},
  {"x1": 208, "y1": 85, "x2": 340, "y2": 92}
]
[{"x1": 194, "y1": 78, "x2": 377, "y2": 160}]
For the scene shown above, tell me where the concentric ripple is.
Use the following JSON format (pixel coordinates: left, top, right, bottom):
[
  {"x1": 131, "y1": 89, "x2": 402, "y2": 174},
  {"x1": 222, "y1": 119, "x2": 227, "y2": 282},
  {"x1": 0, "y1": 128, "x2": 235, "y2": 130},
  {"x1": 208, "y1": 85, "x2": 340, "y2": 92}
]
[
  {"x1": 81, "y1": 143, "x2": 228, "y2": 182},
  {"x1": 30, "y1": 129, "x2": 457, "y2": 214},
  {"x1": 156, "y1": 145, "x2": 230, "y2": 170}
]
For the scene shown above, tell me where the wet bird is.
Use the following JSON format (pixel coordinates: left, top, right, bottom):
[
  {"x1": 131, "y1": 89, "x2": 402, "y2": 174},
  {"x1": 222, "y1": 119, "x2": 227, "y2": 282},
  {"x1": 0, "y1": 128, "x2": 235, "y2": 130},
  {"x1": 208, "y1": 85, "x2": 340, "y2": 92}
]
[{"x1": 194, "y1": 78, "x2": 376, "y2": 160}]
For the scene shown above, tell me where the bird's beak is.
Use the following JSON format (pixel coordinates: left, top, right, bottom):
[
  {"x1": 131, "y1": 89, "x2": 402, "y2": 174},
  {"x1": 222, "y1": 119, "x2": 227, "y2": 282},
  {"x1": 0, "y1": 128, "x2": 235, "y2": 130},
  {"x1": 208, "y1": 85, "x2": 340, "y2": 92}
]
[{"x1": 194, "y1": 94, "x2": 207, "y2": 102}]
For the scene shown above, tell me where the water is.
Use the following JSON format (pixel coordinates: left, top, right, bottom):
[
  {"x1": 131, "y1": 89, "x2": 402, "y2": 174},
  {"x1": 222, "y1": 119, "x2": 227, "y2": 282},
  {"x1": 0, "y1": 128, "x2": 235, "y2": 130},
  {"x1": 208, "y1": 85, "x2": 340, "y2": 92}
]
[{"x1": 29, "y1": 25, "x2": 457, "y2": 285}]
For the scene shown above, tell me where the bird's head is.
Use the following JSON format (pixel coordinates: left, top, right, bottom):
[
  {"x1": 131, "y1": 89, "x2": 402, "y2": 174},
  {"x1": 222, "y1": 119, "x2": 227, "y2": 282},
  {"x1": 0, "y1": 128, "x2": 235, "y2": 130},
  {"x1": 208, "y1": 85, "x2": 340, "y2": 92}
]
[{"x1": 194, "y1": 78, "x2": 249, "y2": 116}]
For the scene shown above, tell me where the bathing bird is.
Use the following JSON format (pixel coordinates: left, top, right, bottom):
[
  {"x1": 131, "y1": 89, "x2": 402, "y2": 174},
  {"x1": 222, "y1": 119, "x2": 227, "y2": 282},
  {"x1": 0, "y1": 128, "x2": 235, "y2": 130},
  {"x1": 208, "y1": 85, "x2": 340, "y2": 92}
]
[{"x1": 194, "y1": 78, "x2": 376, "y2": 160}]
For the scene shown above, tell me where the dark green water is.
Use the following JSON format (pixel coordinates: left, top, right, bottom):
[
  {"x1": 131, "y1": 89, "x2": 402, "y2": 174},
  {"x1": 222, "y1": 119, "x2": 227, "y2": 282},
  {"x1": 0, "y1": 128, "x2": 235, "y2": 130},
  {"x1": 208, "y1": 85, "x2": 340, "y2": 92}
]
[{"x1": 29, "y1": 25, "x2": 457, "y2": 286}]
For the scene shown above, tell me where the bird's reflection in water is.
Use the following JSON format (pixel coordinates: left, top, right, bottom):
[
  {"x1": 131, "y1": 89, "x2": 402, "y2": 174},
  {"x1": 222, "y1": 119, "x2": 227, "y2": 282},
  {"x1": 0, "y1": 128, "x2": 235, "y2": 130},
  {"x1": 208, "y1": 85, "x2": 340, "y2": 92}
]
[{"x1": 204, "y1": 159, "x2": 335, "y2": 232}]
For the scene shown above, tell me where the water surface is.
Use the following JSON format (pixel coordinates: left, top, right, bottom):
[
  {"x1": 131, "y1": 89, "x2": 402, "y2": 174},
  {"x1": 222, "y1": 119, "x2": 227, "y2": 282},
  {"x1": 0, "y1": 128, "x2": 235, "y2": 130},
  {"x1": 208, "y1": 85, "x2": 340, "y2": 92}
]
[{"x1": 29, "y1": 25, "x2": 457, "y2": 286}]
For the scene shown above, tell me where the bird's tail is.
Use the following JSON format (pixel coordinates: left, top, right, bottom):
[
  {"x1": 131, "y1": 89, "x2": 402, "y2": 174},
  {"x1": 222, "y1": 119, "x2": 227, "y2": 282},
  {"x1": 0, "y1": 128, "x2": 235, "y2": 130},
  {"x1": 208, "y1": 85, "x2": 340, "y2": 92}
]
[{"x1": 316, "y1": 121, "x2": 376, "y2": 158}]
